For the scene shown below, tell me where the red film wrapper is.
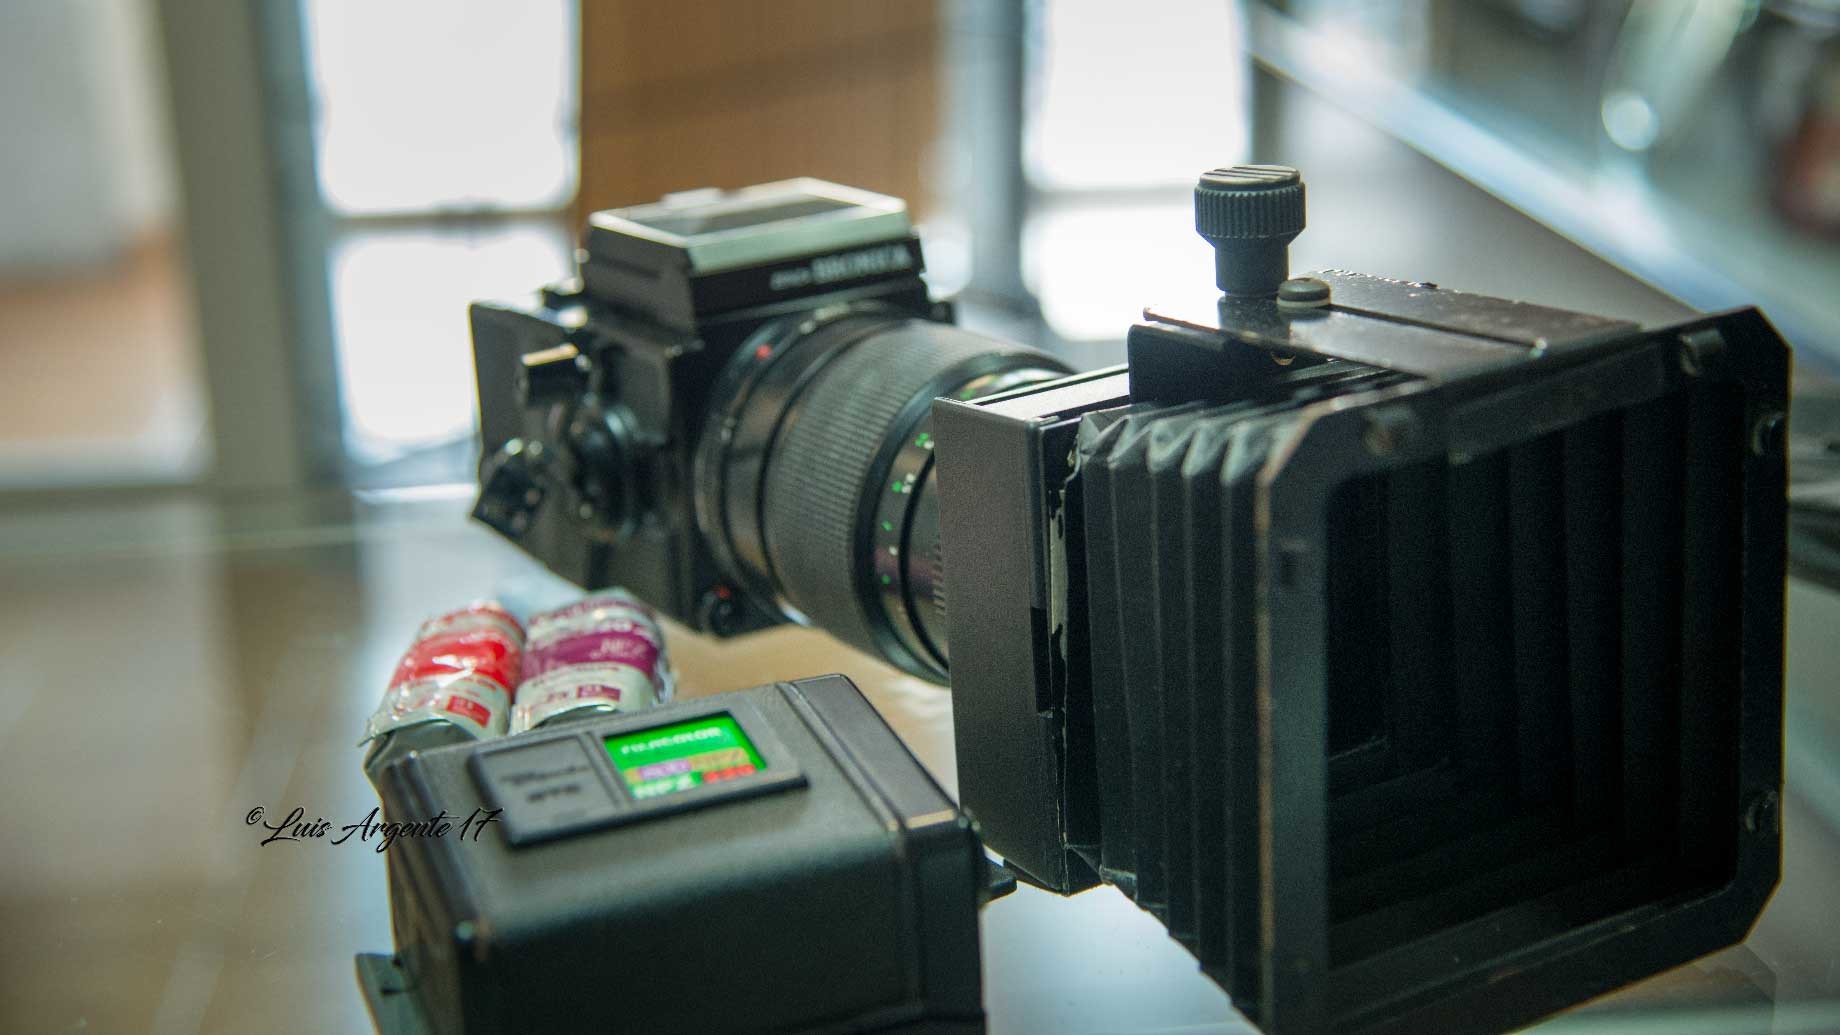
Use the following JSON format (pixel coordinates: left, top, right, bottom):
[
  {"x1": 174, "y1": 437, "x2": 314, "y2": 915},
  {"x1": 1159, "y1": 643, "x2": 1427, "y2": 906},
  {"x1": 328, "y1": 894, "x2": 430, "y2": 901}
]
[{"x1": 362, "y1": 602, "x2": 525, "y2": 743}]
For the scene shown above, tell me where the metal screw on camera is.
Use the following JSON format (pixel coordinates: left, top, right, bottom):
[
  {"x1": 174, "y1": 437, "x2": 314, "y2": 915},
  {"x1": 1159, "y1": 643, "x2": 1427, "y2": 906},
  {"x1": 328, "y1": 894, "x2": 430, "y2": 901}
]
[
  {"x1": 1277, "y1": 276, "x2": 1331, "y2": 308},
  {"x1": 1751, "y1": 410, "x2": 1786, "y2": 457},
  {"x1": 1679, "y1": 328, "x2": 1725, "y2": 378},
  {"x1": 1742, "y1": 790, "x2": 1780, "y2": 835}
]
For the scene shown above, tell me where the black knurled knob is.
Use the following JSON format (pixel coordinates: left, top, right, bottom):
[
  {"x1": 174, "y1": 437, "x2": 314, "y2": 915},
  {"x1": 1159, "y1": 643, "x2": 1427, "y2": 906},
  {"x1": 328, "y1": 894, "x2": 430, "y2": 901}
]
[
  {"x1": 472, "y1": 438, "x2": 549, "y2": 541},
  {"x1": 1194, "y1": 165, "x2": 1305, "y2": 297},
  {"x1": 517, "y1": 342, "x2": 590, "y2": 409}
]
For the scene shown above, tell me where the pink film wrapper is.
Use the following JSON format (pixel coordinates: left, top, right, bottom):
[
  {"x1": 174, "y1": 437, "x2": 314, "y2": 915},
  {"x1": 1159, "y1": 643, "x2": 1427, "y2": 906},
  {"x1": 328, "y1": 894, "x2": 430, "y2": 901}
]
[{"x1": 511, "y1": 588, "x2": 674, "y2": 732}]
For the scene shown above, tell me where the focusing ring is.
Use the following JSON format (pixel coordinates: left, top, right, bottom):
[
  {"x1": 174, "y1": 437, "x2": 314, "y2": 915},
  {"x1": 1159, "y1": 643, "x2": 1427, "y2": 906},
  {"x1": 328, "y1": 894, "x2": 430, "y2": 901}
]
[
  {"x1": 694, "y1": 311, "x2": 890, "y2": 610},
  {"x1": 758, "y1": 319, "x2": 1062, "y2": 674}
]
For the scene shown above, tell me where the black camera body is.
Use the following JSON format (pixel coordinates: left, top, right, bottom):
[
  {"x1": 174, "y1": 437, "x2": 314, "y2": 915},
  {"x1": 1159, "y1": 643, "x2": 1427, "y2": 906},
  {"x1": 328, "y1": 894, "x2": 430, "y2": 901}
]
[
  {"x1": 469, "y1": 180, "x2": 931, "y2": 635},
  {"x1": 470, "y1": 168, "x2": 1789, "y2": 1035},
  {"x1": 472, "y1": 179, "x2": 1064, "y2": 678},
  {"x1": 472, "y1": 181, "x2": 959, "y2": 639}
]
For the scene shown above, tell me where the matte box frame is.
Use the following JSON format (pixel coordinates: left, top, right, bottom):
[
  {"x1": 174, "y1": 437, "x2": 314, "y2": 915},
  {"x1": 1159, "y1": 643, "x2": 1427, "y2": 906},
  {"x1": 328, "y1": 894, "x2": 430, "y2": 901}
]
[{"x1": 936, "y1": 278, "x2": 1787, "y2": 1035}]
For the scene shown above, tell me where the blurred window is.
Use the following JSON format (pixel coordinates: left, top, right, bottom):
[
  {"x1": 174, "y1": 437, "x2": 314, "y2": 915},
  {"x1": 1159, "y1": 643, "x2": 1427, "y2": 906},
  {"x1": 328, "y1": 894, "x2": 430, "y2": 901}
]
[
  {"x1": 299, "y1": 0, "x2": 579, "y2": 473},
  {"x1": 1023, "y1": 0, "x2": 1248, "y2": 342},
  {"x1": 1027, "y1": 0, "x2": 1247, "y2": 190},
  {"x1": 327, "y1": 224, "x2": 573, "y2": 463},
  {"x1": 302, "y1": 0, "x2": 577, "y2": 215},
  {"x1": 0, "y1": 0, "x2": 204, "y2": 489}
]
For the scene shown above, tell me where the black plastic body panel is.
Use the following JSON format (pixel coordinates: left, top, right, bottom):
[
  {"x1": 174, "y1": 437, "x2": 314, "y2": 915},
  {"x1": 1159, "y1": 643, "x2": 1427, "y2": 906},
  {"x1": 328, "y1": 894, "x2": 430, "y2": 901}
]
[
  {"x1": 366, "y1": 675, "x2": 989, "y2": 1035},
  {"x1": 933, "y1": 369, "x2": 1131, "y2": 893},
  {"x1": 468, "y1": 269, "x2": 934, "y2": 632}
]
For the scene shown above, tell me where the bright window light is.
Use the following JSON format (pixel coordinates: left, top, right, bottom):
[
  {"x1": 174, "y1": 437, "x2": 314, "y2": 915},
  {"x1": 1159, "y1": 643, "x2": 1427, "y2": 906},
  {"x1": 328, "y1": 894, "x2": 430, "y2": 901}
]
[
  {"x1": 328, "y1": 223, "x2": 573, "y2": 462},
  {"x1": 1025, "y1": 199, "x2": 1218, "y2": 342},
  {"x1": 302, "y1": 0, "x2": 577, "y2": 215},
  {"x1": 1029, "y1": 0, "x2": 1247, "y2": 190}
]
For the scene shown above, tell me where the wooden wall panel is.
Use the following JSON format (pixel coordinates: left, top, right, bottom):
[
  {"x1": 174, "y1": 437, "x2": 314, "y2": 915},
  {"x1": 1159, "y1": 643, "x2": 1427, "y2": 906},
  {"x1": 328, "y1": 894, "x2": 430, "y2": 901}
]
[{"x1": 577, "y1": 2, "x2": 940, "y2": 223}]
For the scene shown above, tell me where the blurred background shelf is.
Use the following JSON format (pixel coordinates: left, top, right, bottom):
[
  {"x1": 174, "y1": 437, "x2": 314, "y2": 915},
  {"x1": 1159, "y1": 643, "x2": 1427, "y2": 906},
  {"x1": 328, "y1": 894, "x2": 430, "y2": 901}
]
[{"x1": 1248, "y1": 0, "x2": 1840, "y2": 377}]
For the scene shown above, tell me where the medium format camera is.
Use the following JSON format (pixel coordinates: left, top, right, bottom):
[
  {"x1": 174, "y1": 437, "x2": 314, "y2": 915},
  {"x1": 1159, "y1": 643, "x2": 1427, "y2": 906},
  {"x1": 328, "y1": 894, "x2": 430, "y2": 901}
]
[
  {"x1": 469, "y1": 167, "x2": 1788, "y2": 1034},
  {"x1": 470, "y1": 178, "x2": 1068, "y2": 681}
]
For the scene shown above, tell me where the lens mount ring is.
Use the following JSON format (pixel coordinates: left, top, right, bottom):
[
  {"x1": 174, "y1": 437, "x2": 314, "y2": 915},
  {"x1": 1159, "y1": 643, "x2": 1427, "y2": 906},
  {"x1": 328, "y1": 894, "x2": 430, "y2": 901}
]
[
  {"x1": 693, "y1": 303, "x2": 907, "y2": 611},
  {"x1": 759, "y1": 323, "x2": 1068, "y2": 679},
  {"x1": 867, "y1": 365, "x2": 1070, "y2": 674}
]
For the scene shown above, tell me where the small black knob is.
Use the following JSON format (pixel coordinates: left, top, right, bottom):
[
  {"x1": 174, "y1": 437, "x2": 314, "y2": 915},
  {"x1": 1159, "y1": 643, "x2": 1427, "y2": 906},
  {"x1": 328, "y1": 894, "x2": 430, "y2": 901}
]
[
  {"x1": 473, "y1": 438, "x2": 549, "y2": 541},
  {"x1": 517, "y1": 342, "x2": 590, "y2": 409},
  {"x1": 1194, "y1": 165, "x2": 1305, "y2": 297},
  {"x1": 565, "y1": 397, "x2": 641, "y2": 541}
]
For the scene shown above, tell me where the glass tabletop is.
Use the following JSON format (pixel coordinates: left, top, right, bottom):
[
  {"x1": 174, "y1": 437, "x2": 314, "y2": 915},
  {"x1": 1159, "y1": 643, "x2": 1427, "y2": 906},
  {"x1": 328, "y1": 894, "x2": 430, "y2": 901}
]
[{"x1": 1, "y1": 488, "x2": 1835, "y2": 1033}]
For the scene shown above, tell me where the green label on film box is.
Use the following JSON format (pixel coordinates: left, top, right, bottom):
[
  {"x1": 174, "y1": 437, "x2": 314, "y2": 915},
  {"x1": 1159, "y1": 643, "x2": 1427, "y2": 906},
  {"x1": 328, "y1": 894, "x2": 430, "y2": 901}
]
[{"x1": 603, "y1": 713, "x2": 765, "y2": 800}]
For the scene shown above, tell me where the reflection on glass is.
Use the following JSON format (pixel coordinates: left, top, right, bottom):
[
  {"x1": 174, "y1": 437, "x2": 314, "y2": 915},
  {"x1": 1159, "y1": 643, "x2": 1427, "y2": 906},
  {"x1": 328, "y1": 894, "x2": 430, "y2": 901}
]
[{"x1": 1248, "y1": 1, "x2": 1840, "y2": 371}]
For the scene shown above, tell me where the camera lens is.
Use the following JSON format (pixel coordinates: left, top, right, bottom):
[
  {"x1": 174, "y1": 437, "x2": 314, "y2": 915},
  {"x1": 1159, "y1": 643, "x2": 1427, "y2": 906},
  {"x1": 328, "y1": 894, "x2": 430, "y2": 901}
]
[{"x1": 696, "y1": 309, "x2": 1067, "y2": 680}]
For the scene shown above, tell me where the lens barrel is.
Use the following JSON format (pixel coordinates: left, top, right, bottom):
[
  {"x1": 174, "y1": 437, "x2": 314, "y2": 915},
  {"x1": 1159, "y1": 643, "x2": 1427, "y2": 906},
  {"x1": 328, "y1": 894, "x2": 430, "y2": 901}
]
[{"x1": 695, "y1": 308, "x2": 1066, "y2": 680}]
